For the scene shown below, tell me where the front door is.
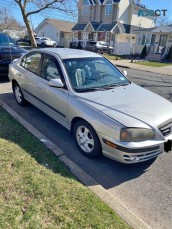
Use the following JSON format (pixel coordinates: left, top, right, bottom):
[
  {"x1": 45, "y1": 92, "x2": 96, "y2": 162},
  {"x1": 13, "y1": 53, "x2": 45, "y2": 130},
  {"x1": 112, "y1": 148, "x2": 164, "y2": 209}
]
[
  {"x1": 157, "y1": 35, "x2": 167, "y2": 53},
  {"x1": 32, "y1": 54, "x2": 69, "y2": 127}
]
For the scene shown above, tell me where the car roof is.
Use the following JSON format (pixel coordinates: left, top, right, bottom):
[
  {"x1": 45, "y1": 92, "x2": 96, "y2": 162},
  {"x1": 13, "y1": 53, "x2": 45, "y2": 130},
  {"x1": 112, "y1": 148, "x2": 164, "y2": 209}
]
[{"x1": 37, "y1": 48, "x2": 102, "y2": 59}]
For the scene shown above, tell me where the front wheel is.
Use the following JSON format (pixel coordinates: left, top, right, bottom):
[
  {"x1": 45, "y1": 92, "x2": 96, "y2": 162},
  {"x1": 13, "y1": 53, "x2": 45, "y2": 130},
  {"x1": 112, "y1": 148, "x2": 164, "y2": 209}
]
[
  {"x1": 13, "y1": 83, "x2": 26, "y2": 106},
  {"x1": 109, "y1": 49, "x2": 113, "y2": 55},
  {"x1": 73, "y1": 120, "x2": 102, "y2": 158}
]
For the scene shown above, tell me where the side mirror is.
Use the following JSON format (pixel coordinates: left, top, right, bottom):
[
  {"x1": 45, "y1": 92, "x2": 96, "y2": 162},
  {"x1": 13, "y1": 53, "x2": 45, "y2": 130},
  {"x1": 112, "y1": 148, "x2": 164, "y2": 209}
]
[
  {"x1": 122, "y1": 70, "x2": 127, "y2": 77},
  {"x1": 48, "y1": 78, "x2": 64, "y2": 88}
]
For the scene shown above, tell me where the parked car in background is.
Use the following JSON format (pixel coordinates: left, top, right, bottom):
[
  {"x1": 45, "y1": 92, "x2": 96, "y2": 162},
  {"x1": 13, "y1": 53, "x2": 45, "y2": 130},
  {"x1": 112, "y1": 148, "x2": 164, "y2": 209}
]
[
  {"x1": 8, "y1": 48, "x2": 172, "y2": 164},
  {"x1": 85, "y1": 41, "x2": 114, "y2": 54},
  {"x1": 35, "y1": 37, "x2": 57, "y2": 47},
  {"x1": 70, "y1": 40, "x2": 85, "y2": 49},
  {"x1": 0, "y1": 33, "x2": 26, "y2": 77}
]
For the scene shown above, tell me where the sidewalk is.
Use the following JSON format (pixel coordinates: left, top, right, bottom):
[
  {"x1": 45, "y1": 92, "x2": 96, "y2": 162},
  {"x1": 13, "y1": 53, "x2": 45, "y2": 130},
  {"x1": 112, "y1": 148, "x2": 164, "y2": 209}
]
[{"x1": 110, "y1": 59, "x2": 172, "y2": 76}]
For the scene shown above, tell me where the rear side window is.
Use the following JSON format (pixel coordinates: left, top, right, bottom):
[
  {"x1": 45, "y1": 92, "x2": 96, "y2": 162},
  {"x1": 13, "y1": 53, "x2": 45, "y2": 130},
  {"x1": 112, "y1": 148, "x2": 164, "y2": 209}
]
[
  {"x1": 21, "y1": 53, "x2": 41, "y2": 74},
  {"x1": 90, "y1": 41, "x2": 97, "y2": 45}
]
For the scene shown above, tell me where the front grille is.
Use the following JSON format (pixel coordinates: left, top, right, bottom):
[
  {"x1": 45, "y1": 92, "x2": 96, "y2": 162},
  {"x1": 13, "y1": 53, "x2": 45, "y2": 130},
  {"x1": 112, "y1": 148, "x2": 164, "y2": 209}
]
[
  {"x1": 0, "y1": 53, "x2": 21, "y2": 61},
  {"x1": 159, "y1": 122, "x2": 172, "y2": 136}
]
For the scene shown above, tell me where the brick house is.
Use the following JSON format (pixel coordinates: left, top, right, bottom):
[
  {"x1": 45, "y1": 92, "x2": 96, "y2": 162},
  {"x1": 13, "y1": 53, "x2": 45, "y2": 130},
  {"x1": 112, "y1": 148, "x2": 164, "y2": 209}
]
[{"x1": 72, "y1": 0, "x2": 155, "y2": 55}]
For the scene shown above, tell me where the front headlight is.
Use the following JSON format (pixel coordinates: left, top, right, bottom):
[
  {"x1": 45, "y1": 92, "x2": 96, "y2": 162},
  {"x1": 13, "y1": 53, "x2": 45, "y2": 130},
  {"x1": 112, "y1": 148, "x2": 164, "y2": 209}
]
[{"x1": 120, "y1": 128, "x2": 155, "y2": 142}]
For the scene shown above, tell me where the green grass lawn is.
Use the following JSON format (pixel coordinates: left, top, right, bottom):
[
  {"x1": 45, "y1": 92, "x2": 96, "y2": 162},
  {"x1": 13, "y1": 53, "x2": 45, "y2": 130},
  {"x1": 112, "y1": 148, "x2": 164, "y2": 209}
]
[
  {"x1": 0, "y1": 106, "x2": 131, "y2": 229},
  {"x1": 135, "y1": 61, "x2": 172, "y2": 67}
]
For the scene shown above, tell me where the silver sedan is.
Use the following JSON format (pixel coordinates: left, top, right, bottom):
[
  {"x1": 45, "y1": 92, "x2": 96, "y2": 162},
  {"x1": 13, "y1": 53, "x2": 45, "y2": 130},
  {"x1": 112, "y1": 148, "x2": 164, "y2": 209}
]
[{"x1": 8, "y1": 48, "x2": 172, "y2": 163}]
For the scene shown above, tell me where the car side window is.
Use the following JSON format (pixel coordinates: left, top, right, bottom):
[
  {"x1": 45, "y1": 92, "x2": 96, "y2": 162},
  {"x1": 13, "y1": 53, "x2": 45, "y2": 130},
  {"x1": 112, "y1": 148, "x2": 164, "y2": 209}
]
[
  {"x1": 21, "y1": 53, "x2": 41, "y2": 74},
  {"x1": 41, "y1": 57, "x2": 61, "y2": 81}
]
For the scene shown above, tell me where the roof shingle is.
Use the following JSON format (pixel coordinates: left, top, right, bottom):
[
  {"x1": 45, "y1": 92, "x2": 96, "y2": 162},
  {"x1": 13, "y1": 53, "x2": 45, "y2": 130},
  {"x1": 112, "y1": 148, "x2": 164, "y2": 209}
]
[{"x1": 45, "y1": 18, "x2": 76, "y2": 33}]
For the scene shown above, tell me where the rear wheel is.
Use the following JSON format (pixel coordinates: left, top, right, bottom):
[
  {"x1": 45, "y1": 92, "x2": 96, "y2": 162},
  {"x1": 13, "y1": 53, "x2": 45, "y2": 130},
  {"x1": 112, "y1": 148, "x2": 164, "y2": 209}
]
[
  {"x1": 53, "y1": 43, "x2": 56, "y2": 47},
  {"x1": 13, "y1": 83, "x2": 26, "y2": 106},
  {"x1": 41, "y1": 43, "x2": 45, "y2": 48},
  {"x1": 97, "y1": 49, "x2": 101, "y2": 53},
  {"x1": 73, "y1": 120, "x2": 102, "y2": 158}
]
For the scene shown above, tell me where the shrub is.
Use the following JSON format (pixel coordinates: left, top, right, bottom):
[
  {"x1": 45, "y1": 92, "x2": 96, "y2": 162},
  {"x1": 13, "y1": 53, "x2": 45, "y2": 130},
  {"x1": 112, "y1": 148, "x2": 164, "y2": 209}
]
[
  {"x1": 166, "y1": 46, "x2": 172, "y2": 61},
  {"x1": 141, "y1": 45, "x2": 147, "y2": 58}
]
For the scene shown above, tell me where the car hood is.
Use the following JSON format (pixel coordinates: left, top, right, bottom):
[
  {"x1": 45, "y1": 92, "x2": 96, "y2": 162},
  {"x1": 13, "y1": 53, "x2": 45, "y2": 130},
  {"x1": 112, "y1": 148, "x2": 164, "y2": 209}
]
[{"x1": 76, "y1": 83, "x2": 172, "y2": 129}]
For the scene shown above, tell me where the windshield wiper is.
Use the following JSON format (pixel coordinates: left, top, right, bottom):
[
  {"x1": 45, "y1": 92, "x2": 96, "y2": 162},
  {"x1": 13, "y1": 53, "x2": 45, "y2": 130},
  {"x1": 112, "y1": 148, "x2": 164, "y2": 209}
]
[
  {"x1": 103, "y1": 82, "x2": 130, "y2": 89},
  {"x1": 75, "y1": 87, "x2": 106, "y2": 92},
  {"x1": 102, "y1": 83, "x2": 120, "y2": 89}
]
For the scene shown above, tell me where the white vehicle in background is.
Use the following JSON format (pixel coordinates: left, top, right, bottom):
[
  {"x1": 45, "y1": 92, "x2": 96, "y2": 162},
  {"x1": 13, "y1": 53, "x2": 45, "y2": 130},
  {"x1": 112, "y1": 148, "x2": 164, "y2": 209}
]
[{"x1": 35, "y1": 37, "x2": 57, "y2": 48}]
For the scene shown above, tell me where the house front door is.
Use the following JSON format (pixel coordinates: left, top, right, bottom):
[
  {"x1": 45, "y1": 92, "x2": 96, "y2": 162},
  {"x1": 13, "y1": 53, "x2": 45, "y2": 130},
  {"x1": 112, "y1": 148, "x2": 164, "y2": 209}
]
[{"x1": 157, "y1": 35, "x2": 167, "y2": 53}]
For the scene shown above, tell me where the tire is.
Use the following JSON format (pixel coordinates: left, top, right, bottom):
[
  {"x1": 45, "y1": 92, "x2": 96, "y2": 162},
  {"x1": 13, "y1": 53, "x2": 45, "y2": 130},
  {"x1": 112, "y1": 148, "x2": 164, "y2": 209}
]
[
  {"x1": 97, "y1": 49, "x2": 101, "y2": 53},
  {"x1": 109, "y1": 49, "x2": 113, "y2": 55},
  {"x1": 73, "y1": 120, "x2": 102, "y2": 158},
  {"x1": 13, "y1": 83, "x2": 26, "y2": 106},
  {"x1": 53, "y1": 43, "x2": 56, "y2": 48},
  {"x1": 41, "y1": 43, "x2": 45, "y2": 48}
]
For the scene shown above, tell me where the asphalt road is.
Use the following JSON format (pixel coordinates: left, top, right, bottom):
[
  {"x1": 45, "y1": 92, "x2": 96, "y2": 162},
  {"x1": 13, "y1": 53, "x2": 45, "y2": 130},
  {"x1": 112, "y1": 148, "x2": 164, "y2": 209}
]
[{"x1": 0, "y1": 68, "x2": 172, "y2": 229}]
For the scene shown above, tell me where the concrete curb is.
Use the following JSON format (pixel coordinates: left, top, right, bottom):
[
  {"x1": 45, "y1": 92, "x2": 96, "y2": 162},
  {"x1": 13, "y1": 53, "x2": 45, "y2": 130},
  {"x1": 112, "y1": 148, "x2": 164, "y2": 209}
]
[
  {"x1": 116, "y1": 64, "x2": 130, "y2": 69},
  {"x1": 1, "y1": 100, "x2": 151, "y2": 229}
]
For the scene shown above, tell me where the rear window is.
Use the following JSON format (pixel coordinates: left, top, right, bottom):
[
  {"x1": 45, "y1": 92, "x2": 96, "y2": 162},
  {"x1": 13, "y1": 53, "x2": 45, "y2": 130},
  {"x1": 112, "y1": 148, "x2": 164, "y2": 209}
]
[
  {"x1": 89, "y1": 41, "x2": 97, "y2": 45},
  {"x1": 98, "y1": 42, "x2": 107, "y2": 46}
]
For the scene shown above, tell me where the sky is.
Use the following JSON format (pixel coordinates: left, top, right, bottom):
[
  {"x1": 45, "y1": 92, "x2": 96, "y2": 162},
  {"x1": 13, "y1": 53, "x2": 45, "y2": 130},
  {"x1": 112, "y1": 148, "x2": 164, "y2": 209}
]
[
  {"x1": 142, "y1": 0, "x2": 172, "y2": 19},
  {"x1": 0, "y1": 0, "x2": 172, "y2": 28}
]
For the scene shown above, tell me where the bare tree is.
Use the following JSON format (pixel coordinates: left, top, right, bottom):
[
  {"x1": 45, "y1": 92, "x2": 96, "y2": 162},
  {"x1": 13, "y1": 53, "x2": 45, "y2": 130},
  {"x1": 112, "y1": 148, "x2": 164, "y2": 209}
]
[
  {"x1": 156, "y1": 16, "x2": 172, "y2": 26},
  {"x1": 14, "y1": 0, "x2": 78, "y2": 48},
  {"x1": 0, "y1": 7, "x2": 21, "y2": 32}
]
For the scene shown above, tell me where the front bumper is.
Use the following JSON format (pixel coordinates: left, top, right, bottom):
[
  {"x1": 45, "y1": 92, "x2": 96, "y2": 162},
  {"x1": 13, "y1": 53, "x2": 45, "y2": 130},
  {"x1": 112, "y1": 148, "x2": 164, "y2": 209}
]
[{"x1": 99, "y1": 133, "x2": 171, "y2": 164}]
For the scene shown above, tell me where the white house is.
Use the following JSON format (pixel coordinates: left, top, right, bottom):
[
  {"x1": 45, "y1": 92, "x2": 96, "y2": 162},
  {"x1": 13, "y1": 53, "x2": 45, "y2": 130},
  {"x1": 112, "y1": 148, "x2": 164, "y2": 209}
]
[
  {"x1": 72, "y1": 0, "x2": 155, "y2": 55},
  {"x1": 35, "y1": 18, "x2": 76, "y2": 47},
  {"x1": 134, "y1": 24, "x2": 172, "y2": 61}
]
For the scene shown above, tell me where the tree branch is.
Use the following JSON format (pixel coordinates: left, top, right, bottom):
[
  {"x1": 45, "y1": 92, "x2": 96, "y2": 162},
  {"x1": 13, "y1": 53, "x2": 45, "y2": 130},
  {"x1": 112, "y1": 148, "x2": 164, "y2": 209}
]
[{"x1": 26, "y1": 0, "x2": 64, "y2": 17}]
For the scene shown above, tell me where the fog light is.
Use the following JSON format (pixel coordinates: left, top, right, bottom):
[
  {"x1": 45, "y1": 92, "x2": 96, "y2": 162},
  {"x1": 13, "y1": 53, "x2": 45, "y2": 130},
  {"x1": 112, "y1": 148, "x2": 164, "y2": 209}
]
[{"x1": 131, "y1": 157, "x2": 139, "y2": 161}]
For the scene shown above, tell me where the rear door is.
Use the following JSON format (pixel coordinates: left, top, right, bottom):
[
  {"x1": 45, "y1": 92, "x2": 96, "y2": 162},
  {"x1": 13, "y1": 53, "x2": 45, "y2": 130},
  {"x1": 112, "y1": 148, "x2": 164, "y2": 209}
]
[{"x1": 18, "y1": 51, "x2": 42, "y2": 96}]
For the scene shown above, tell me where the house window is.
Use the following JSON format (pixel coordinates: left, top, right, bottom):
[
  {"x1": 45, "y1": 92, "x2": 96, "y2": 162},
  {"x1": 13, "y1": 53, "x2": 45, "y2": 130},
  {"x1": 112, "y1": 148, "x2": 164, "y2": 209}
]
[
  {"x1": 141, "y1": 34, "x2": 146, "y2": 45},
  {"x1": 137, "y1": 34, "x2": 142, "y2": 45},
  {"x1": 82, "y1": 0, "x2": 89, "y2": 15},
  {"x1": 146, "y1": 34, "x2": 151, "y2": 45},
  {"x1": 105, "y1": 0, "x2": 112, "y2": 15},
  {"x1": 150, "y1": 34, "x2": 156, "y2": 45}
]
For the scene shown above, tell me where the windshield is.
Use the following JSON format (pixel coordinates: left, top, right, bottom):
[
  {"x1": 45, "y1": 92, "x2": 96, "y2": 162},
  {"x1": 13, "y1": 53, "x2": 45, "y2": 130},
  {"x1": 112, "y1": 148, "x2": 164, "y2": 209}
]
[
  {"x1": 63, "y1": 57, "x2": 130, "y2": 92},
  {"x1": 0, "y1": 34, "x2": 16, "y2": 46}
]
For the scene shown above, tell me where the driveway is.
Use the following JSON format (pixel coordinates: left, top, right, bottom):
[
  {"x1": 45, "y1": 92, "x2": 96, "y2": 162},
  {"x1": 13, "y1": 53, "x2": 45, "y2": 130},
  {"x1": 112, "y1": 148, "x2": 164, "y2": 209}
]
[{"x1": 0, "y1": 68, "x2": 172, "y2": 229}]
